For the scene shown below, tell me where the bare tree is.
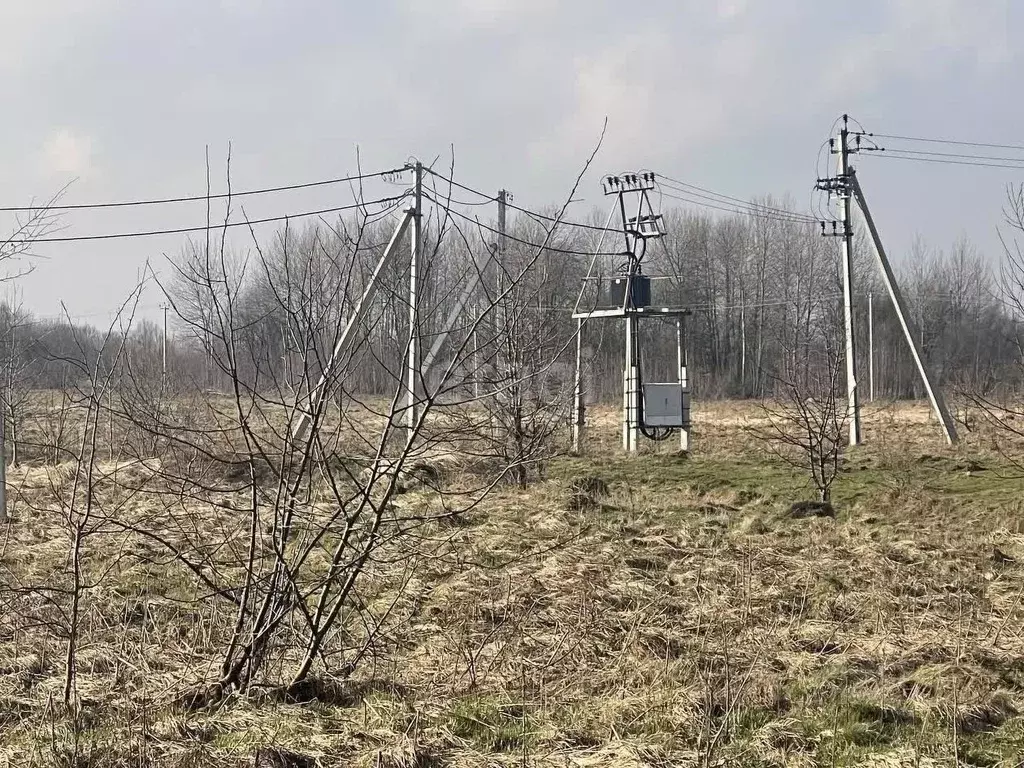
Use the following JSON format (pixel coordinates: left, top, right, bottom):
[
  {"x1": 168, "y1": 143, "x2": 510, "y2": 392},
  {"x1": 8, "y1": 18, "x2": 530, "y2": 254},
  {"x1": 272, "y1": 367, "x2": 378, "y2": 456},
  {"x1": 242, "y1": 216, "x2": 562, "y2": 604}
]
[
  {"x1": 82, "y1": 145, "x2": 604, "y2": 706},
  {"x1": 961, "y1": 185, "x2": 1024, "y2": 466},
  {"x1": 3, "y1": 293, "x2": 144, "y2": 723},
  {"x1": 468, "y1": 218, "x2": 583, "y2": 488},
  {"x1": 0, "y1": 187, "x2": 66, "y2": 525},
  {"x1": 0, "y1": 187, "x2": 65, "y2": 277},
  {"x1": 750, "y1": 330, "x2": 849, "y2": 506},
  {"x1": 0, "y1": 297, "x2": 39, "y2": 467}
]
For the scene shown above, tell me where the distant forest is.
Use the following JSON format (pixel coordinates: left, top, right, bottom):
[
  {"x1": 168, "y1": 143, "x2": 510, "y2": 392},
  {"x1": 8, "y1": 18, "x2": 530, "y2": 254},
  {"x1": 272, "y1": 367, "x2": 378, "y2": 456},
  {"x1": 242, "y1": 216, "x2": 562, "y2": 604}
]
[{"x1": 2, "y1": 192, "x2": 1022, "y2": 416}]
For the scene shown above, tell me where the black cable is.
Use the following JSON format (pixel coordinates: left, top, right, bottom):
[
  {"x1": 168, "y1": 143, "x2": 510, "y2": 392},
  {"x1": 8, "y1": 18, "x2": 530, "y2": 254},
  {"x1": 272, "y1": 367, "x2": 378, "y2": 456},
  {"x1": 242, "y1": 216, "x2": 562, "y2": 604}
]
[
  {"x1": 659, "y1": 190, "x2": 818, "y2": 226},
  {"x1": 633, "y1": 320, "x2": 674, "y2": 442},
  {"x1": 663, "y1": 188, "x2": 819, "y2": 226},
  {"x1": 662, "y1": 189, "x2": 810, "y2": 223},
  {"x1": 423, "y1": 168, "x2": 622, "y2": 235},
  {"x1": 432, "y1": 193, "x2": 494, "y2": 208},
  {"x1": 876, "y1": 148, "x2": 1024, "y2": 164},
  {"x1": 863, "y1": 153, "x2": 1024, "y2": 172},
  {"x1": 0, "y1": 168, "x2": 408, "y2": 213},
  {"x1": 427, "y1": 198, "x2": 625, "y2": 257},
  {"x1": 872, "y1": 132, "x2": 1024, "y2": 153},
  {"x1": 2, "y1": 195, "x2": 408, "y2": 244},
  {"x1": 659, "y1": 174, "x2": 818, "y2": 223},
  {"x1": 508, "y1": 202, "x2": 623, "y2": 235},
  {"x1": 659, "y1": 180, "x2": 818, "y2": 224},
  {"x1": 812, "y1": 139, "x2": 834, "y2": 222}
]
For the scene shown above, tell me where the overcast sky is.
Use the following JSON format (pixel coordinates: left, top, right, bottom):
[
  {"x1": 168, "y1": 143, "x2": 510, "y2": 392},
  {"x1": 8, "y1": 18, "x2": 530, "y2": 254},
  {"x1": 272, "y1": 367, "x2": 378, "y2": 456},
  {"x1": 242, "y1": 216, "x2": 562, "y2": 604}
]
[{"x1": 0, "y1": 0, "x2": 1019, "y2": 323}]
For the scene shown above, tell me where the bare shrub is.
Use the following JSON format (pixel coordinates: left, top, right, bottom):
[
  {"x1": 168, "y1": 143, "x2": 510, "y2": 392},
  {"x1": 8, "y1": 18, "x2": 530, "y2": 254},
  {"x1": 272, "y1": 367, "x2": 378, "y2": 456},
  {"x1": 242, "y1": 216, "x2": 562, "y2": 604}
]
[{"x1": 750, "y1": 337, "x2": 848, "y2": 504}]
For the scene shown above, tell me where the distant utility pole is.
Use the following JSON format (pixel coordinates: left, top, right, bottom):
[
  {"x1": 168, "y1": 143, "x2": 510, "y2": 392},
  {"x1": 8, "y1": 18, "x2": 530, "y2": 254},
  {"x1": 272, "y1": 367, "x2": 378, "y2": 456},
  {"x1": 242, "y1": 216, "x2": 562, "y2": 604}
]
[
  {"x1": 406, "y1": 162, "x2": 423, "y2": 443},
  {"x1": 817, "y1": 114, "x2": 861, "y2": 446},
  {"x1": 616, "y1": 183, "x2": 640, "y2": 452},
  {"x1": 0, "y1": 385, "x2": 6, "y2": 524},
  {"x1": 497, "y1": 188, "x2": 508, "y2": 309},
  {"x1": 0, "y1": 316, "x2": 10, "y2": 523},
  {"x1": 868, "y1": 292, "x2": 875, "y2": 402},
  {"x1": 161, "y1": 303, "x2": 169, "y2": 388},
  {"x1": 496, "y1": 189, "x2": 509, "y2": 389},
  {"x1": 818, "y1": 116, "x2": 957, "y2": 445},
  {"x1": 838, "y1": 116, "x2": 861, "y2": 445}
]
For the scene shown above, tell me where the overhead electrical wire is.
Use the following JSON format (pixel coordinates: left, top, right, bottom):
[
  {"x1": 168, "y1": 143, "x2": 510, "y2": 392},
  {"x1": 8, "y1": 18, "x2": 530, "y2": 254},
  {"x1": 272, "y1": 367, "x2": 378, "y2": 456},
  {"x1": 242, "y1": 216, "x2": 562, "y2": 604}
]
[
  {"x1": 0, "y1": 168, "x2": 408, "y2": 213},
  {"x1": 658, "y1": 189, "x2": 818, "y2": 226},
  {"x1": 870, "y1": 133, "x2": 1024, "y2": 153},
  {"x1": 660, "y1": 187, "x2": 819, "y2": 225},
  {"x1": 851, "y1": 127, "x2": 1024, "y2": 173},
  {"x1": 862, "y1": 153, "x2": 1024, "y2": 172},
  {"x1": 659, "y1": 188, "x2": 811, "y2": 224},
  {"x1": 657, "y1": 174, "x2": 819, "y2": 223},
  {"x1": 427, "y1": 193, "x2": 495, "y2": 208},
  {"x1": 523, "y1": 291, "x2": 960, "y2": 314},
  {"x1": 2, "y1": 195, "x2": 409, "y2": 244},
  {"x1": 425, "y1": 166, "x2": 821, "y2": 236},
  {"x1": 505, "y1": 200, "x2": 623, "y2": 235},
  {"x1": 429, "y1": 198, "x2": 625, "y2": 257},
  {"x1": 423, "y1": 168, "x2": 623, "y2": 235},
  {"x1": 870, "y1": 148, "x2": 1024, "y2": 164}
]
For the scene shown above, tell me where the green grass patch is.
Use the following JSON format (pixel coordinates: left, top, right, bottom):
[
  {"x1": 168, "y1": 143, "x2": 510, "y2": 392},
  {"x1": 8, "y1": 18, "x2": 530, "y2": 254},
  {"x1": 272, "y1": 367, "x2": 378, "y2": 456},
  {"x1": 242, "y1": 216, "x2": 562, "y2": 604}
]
[{"x1": 445, "y1": 696, "x2": 534, "y2": 753}]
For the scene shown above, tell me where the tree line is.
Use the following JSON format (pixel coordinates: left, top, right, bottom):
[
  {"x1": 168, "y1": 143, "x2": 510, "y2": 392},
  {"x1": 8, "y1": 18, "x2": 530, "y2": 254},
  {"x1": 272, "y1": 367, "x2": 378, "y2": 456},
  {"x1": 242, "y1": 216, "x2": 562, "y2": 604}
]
[{"x1": 2, "y1": 192, "x2": 1020, "y2": 429}]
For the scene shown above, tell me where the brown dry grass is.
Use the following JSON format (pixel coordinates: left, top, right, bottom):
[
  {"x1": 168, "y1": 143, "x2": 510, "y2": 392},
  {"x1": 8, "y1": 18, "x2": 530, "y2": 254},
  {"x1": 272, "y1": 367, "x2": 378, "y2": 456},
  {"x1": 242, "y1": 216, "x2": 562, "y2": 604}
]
[{"x1": 2, "y1": 400, "x2": 1024, "y2": 766}]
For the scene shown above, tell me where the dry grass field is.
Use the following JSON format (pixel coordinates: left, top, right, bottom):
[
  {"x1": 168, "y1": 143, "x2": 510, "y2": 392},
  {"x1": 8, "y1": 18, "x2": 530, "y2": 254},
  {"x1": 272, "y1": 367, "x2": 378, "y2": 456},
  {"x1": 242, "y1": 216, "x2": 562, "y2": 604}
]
[{"x1": 2, "y1": 399, "x2": 1024, "y2": 767}]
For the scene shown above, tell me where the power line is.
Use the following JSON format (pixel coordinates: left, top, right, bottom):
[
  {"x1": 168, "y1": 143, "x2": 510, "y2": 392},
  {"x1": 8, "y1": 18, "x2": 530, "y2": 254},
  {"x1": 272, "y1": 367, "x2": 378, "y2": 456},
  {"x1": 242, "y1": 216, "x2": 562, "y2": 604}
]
[
  {"x1": 658, "y1": 174, "x2": 819, "y2": 223},
  {"x1": 659, "y1": 189, "x2": 818, "y2": 226},
  {"x1": 529, "y1": 290, "x2": 967, "y2": 316},
  {"x1": 871, "y1": 132, "x2": 1024, "y2": 153},
  {"x1": 2, "y1": 196, "x2": 408, "y2": 244},
  {"x1": 434, "y1": 200, "x2": 625, "y2": 257},
  {"x1": 871, "y1": 148, "x2": 1024, "y2": 165},
  {"x1": 0, "y1": 168, "x2": 408, "y2": 213},
  {"x1": 863, "y1": 153, "x2": 1024, "y2": 172},
  {"x1": 421, "y1": 174, "x2": 494, "y2": 209},
  {"x1": 428, "y1": 166, "x2": 819, "y2": 231},
  {"x1": 423, "y1": 169, "x2": 622, "y2": 235},
  {"x1": 661, "y1": 187, "x2": 818, "y2": 225},
  {"x1": 428, "y1": 193, "x2": 494, "y2": 208}
]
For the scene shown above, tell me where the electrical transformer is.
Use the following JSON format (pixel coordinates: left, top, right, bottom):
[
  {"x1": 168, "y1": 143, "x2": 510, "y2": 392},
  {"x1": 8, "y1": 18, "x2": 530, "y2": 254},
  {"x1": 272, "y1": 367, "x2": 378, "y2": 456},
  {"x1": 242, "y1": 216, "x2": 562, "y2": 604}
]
[
  {"x1": 603, "y1": 275, "x2": 651, "y2": 309},
  {"x1": 641, "y1": 383, "x2": 691, "y2": 428}
]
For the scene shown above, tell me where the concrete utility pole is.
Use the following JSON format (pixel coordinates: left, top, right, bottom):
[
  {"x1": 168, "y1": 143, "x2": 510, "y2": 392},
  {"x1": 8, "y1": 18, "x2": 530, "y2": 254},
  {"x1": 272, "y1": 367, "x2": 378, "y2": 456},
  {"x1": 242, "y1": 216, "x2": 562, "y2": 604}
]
[
  {"x1": 618, "y1": 191, "x2": 640, "y2": 452},
  {"x1": 0, "y1": 385, "x2": 6, "y2": 524},
  {"x1": 0, "y1": 312, "x2": 10, "y2": 523},
  {"x1": 495, "y1": 189, "x2": 508, "y2": 396},
  {"x1": 677, "y1": 314, "x2": 690, "y2": 452},
  {"x1": 421, "y1": 243, "x2": 499, "y2": 381},
  {"x1": 868, "y1": 292, "x2": 875, "y2": 402},
  {"x1": 569, "y1": 206, "x2": 617, "y2": 455},
  {"x1": 838, "y1": 116, "x2": 862, "y2": 445},
  {"x1": 406, "y1": 162, "x2": 424, "y2": 443},
  {"x1": 293, "y1": 210, "x2": 414, "y2": 444},
  {"x1": 497, "y1": 189, "x2": 508, "y2": 324},
  {"x1": 161, "y1": 303, "x2": 169, "y2": 388},
  {"x1": 571, "y1": 317, "x2": 584, "y2": 454},
  {"x1": 497, "y1": 189, "x2": 508, "y2": 252}
]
